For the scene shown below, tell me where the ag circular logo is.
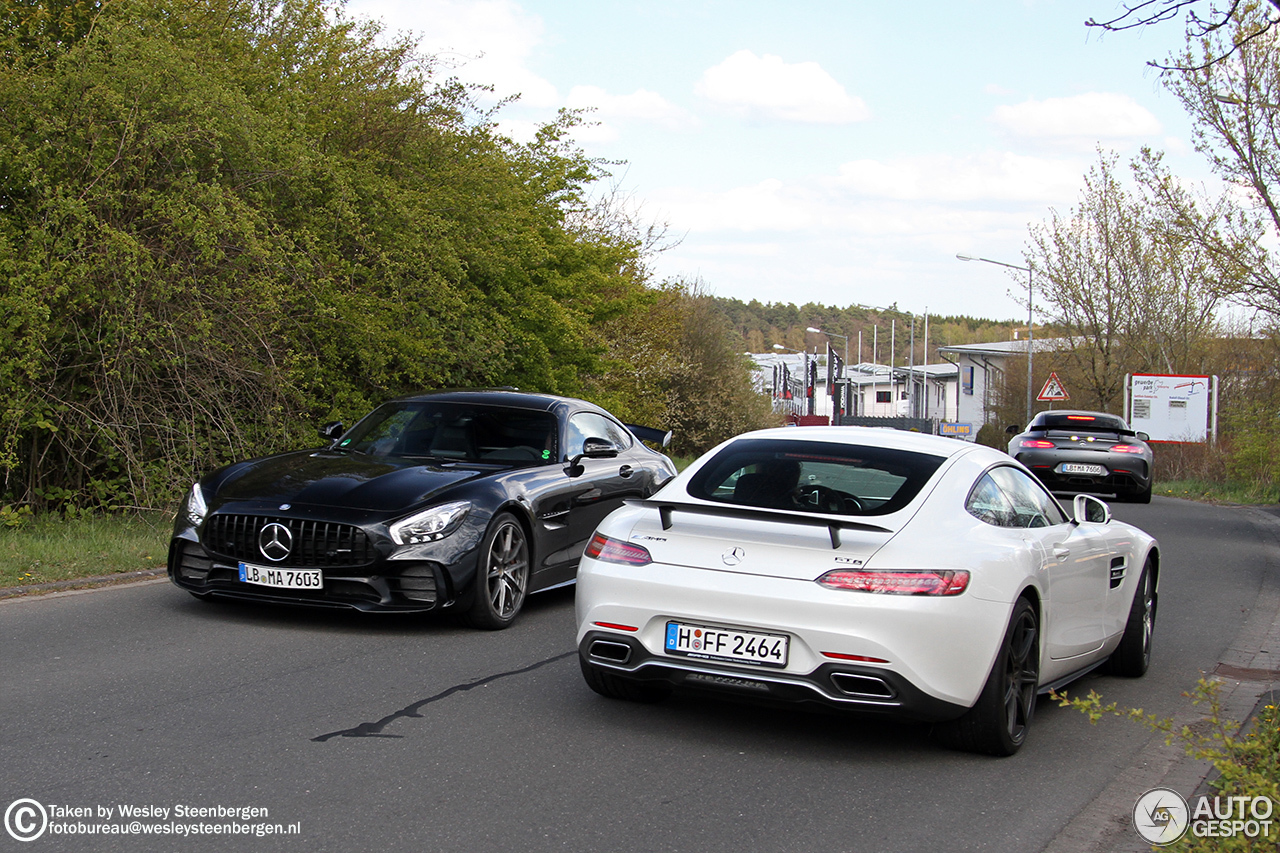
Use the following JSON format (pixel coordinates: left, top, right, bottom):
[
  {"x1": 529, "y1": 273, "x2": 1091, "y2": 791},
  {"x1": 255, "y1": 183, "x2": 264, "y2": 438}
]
[
  {"x1": 258, "y1": 522, "x2": 293, "y2": 562},
  {"x1": 1134, "y1": 787, "x2": 1190, "y2": 845},
  {"x1": 5, "y1": 798, "x2": 48, "y2": 842}
]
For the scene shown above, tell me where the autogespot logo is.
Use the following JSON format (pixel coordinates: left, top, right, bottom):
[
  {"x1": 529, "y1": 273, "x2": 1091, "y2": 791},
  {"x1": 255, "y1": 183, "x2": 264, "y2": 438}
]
[
  {"x1": 5, "y1": 799, "x2": 49, "y2": 842},
  {"x1": 1134, "y1": 787, "x2": 1190, "y2": 845}
]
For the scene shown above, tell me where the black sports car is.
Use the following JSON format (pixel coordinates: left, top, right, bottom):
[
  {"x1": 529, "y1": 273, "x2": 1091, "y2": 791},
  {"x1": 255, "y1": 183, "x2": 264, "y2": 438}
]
[
  {"x1": 1006, "y1": 410, "x2": 1153, "y2": 503},
  {"x1": 168, "y1": 390, "x2": 677, "y2": 627}
]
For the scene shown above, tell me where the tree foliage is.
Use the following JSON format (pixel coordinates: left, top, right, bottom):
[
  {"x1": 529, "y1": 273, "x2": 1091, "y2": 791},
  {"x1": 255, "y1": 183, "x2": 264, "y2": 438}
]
[
  {"x1": 0, "y1": 0, "x2": 763, "y2": 510},
  {"x1": 1024, "y1": 151, "x2": 1222, "y2": 412}
]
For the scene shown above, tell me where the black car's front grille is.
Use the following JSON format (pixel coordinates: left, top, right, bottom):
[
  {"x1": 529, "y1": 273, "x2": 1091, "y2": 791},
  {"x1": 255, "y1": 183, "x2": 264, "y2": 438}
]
[{"x1": 202, "y1": 515, "x2": 378, "y2": 568}]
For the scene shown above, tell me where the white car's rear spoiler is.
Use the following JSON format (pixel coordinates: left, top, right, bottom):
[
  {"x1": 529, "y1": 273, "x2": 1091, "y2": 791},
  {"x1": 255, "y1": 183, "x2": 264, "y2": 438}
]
[{"x1": 625, "y1": 498, "x2": 891, "y2": 550}]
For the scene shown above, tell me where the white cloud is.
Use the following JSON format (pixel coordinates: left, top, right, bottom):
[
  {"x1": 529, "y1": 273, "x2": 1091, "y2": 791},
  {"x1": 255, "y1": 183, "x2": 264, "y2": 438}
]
[
  {"x1": 695, "y1": 50, "x2": 870, "y2": 124},
  {"x1": 563, "y1": 86, "x2": 696, "y2": 141},
  {"x1": 833, "y1": 152, "x2": 1085, "y2": 203},
  {"x1": 990, "y1": 92, "x2": 1162, "y2": 148},
  {"x1": 346, "y1": 0, "x2": 559, "y2": 106}
]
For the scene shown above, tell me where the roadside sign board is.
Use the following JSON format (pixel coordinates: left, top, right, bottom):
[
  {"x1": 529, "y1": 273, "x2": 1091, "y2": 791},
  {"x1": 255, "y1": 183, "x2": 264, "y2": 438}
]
[
  {"x1": 1037, "y1": 372, "x2": 1069, "y2": 402},
  {"x1": 1129, "y1": 374, "x2": 1211, "y2": 442},
  {"x1": 939, "y1": 422, "x2": 973, "y2": 437}
]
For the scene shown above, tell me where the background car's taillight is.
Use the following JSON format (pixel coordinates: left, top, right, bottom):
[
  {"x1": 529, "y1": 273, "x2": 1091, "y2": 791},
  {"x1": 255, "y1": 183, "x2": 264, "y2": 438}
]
[
  {"x1": 585, "y1": 533, "x2": 652, "y2": 565},
  {"x1": 817, "y1": 569, "x2": 970, "y2": 595},
  {"x1": 1111, "y1": 444, "x2": 1144, "y2": 453},
  {"x1": 1019, "y1": 439, "x2": 1055, "y2": 449}
]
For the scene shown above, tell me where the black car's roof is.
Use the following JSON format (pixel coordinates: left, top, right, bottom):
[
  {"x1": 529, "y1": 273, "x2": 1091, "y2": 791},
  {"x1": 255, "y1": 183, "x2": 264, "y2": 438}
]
[
  {"x1": 390, "y1": 388, "x2": 606, "y2": 415},
  {"x1": 1028, "y1": 410, "x2": 1130, "y2": 431}
]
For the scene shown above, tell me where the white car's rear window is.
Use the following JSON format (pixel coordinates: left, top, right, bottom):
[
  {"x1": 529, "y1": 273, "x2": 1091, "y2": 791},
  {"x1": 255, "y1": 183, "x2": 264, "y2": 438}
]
[{"x1": 685, "y1": 438, "x2": 945, "y2": 516}]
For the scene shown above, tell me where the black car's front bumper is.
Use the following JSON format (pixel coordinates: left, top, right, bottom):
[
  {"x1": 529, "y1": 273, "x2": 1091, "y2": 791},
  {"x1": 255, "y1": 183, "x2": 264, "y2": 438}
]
[{"x1": 168, "y1": 537, "x2": 477, "y2": 613}]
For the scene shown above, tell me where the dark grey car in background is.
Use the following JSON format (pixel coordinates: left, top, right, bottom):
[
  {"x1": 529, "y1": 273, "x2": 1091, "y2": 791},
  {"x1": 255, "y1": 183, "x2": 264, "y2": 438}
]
[{"x1": 1006, "y1": 410, "x2": 1153, "y2": 503}]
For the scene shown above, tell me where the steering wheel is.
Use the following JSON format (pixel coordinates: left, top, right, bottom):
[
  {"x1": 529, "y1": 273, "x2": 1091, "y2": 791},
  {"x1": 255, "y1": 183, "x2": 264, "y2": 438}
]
[{"x1": 798, "y1": 485, "x2": 860, "y2": 514}]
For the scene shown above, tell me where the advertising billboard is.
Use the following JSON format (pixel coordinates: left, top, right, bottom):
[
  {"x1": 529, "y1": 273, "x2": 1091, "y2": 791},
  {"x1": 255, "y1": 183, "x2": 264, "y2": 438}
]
[{"x1": 1128, "y1": 374, "x2": 1213, "y2": 443}]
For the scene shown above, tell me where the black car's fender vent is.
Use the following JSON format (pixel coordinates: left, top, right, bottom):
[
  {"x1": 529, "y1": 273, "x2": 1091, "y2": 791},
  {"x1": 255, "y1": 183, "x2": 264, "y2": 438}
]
[{"x1": 202, "y1": 515, "x2": 377, "y2": 568}]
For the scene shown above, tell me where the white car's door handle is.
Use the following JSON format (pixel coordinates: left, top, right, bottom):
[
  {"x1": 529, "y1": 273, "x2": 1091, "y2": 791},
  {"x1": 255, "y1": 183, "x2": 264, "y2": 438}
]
[{"x1": 1053, "y1": 545, "x2": 1071, "y2": 559}]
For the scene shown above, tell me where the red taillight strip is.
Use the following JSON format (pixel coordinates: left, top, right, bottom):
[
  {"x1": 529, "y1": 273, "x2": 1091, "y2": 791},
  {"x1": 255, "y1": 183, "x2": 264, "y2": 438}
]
[
  {"x1": 1020, "y1": 439, "x2": 1056, "y2": 449},
  {"x1": 822, "y1": 651, "x2": 890, "y2": 664},
  {"x1": 593, "y1": 621, "x2": 639, "y2": 632},
  {"x1": 817, "y1": 569, "x2": 970, "y2": 596},
  {"x1": 585, "y1": 532, "x2": 653, "y2": 565},
  {"x1": 1111, "y1": 444, "x2": 1143, "y2": 453}
]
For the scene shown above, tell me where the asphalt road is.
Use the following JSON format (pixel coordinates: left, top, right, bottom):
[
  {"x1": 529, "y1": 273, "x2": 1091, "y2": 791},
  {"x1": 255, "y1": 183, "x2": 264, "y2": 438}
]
[{"x1": 2, "y1": 497, "x2": 1277, "y2": 853}]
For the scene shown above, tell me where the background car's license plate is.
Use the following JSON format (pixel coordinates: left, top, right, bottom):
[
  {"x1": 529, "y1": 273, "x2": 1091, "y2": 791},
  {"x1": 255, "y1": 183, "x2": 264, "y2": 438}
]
[
  {"x1": 1058, "y1": 463, "x2": 1106, "y2": 475},
  {"x1": 665, "y1": 621, "x2": 788, "y2": 667},
  {"x1": 238, "y1": 562, "x2": 322, "y2": 589}
]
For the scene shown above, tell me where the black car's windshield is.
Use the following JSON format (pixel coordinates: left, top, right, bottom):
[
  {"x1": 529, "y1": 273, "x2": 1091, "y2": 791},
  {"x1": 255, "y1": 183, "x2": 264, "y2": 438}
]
[
  {"x1": 685, "y1": 438, "x2": 945, "y2": 516},
  {"x1": 338, "y1": 402, "x2": 557, "y2": 464}
]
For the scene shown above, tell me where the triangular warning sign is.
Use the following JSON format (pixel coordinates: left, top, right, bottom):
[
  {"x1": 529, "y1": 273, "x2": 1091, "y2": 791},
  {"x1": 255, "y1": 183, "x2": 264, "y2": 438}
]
[{"x1": 1037, "y1": 372, "x2": 1069, "y2": 401}]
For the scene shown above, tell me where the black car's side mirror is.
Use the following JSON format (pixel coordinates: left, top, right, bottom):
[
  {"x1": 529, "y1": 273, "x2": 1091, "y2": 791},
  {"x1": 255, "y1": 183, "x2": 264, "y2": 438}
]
[
  {"x1": 1005, "y1": 424, "x2": 1021, "y2": 435},
  {"x1": 319, "y1": 421, "x2": 345, "y2": 442},
  {"x1": 567, "y1": 437, "x2": 619, "y2": 475}
]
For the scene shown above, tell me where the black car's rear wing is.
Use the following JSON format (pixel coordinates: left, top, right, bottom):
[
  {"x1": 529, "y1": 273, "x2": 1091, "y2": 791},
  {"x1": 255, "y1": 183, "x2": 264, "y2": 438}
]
[
  {"x1": 625, "y1": 498, "x2": 891, "y2": 550},
  {"x1": 626, "y1": 424, "x2": 673, "y2": 448}
]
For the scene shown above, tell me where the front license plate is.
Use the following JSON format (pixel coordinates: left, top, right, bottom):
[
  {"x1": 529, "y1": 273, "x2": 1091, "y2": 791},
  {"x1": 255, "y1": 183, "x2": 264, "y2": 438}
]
[
  {"x1": 664, "y1": 621, "x2": 789, "y2": 668},
  {"x1": 1058, "y1": 462, "x2": 1106, "y2": 476},
  {"x1": 238, "y1": 562, "x2": 323, "y2": 590}
]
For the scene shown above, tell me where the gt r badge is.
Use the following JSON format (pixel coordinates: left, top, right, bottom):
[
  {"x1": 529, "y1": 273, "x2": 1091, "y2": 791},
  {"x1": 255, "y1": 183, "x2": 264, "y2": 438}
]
[{"x1": 721, "y1": 547, "x2": 746, "y2": 566}]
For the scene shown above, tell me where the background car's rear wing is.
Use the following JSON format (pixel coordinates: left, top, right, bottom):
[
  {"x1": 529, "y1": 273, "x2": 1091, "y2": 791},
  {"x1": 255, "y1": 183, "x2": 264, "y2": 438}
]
[
  {"x1": 626, "y1": 424, "x2": 673, "y2": 448},
  {"x1": 625, "y1": 498, "x2": 891, "y2": 549}
]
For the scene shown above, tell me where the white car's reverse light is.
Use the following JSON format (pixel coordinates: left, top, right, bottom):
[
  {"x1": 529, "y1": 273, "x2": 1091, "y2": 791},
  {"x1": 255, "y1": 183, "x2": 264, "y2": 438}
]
[
  {"x1": 817, "y1": 569, "x2": 970, "y2": 596},
  {"x1": 585, "y1": 533, "x2": 652, "y2": 565}
]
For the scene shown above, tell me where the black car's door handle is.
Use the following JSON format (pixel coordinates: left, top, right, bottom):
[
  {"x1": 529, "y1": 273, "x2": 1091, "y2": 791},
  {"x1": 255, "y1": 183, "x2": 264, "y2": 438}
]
[{"x1": 619, "y1": 465, "x2": 633, "y2": 478}]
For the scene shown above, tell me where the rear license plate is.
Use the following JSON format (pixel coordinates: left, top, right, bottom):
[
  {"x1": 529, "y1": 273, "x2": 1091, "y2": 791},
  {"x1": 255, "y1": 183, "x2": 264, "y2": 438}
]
[
  {"x1": 1058, "y1": 463, "x2": 1106, "y2": 476},
  {"x1": 238, "y1": 562, "x2": 323, "y2": 590},
  {"x1": 664, "y1": 621, "x2": 788, "y2": 668}
]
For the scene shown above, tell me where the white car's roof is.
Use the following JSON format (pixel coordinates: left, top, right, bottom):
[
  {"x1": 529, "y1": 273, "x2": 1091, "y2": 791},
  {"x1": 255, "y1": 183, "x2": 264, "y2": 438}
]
[{"x1": 727, "y1": 425, "x2": 991, "y2": 460}]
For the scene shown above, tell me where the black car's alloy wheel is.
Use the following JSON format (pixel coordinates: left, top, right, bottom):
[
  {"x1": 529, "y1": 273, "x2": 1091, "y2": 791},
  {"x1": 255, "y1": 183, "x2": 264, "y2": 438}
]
[{"x1": 466, "y1": 512, "x2": 530, "y2": 630}]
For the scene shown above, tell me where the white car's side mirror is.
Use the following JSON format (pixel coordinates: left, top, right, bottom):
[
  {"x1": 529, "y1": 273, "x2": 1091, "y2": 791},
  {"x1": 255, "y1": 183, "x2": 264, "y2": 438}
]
[{"x1": 1073, "y1": 493, "x2": 1111, "y2": 525}]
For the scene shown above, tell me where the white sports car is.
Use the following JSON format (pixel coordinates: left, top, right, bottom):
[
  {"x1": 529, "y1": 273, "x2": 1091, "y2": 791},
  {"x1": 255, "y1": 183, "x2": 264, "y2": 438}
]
[{"x1": 575, "y1": 426, "x2": 1159, "y2": 755}]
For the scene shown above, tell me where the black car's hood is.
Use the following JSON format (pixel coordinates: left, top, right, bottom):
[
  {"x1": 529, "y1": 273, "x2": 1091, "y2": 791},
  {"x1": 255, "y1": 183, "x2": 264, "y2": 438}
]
[{"x1": 209, "y1": 450, "x2": 501, "y2": 513}]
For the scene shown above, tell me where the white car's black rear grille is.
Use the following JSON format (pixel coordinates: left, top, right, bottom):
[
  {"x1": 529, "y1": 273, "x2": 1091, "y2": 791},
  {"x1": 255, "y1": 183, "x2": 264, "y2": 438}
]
[{"x1": 202, "y1": 515, "x2": 377, "y2": 568}]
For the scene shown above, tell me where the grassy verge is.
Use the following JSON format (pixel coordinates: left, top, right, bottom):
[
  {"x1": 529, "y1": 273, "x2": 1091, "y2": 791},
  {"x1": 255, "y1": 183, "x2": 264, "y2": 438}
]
[
  {"x1": 0, "y1": 512, "x2": 170, "y2": 589},
  {"x1": 1155, "y1": 479, "x2": 1280, "y2": 505}
]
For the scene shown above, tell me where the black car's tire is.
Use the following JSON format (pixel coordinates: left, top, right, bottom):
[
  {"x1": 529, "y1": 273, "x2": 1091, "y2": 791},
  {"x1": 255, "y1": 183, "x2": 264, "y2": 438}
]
[
  {"x1": 934, "y1": 597, "x2": 1039, "y2": 756},
  {"x1": 464, "y1": 512, "x2": 530, "y2": 630},
  {"x1": 1107, "y1": 559, "x2": 1156, "y2": 677},
  {"x1": 579, "y1": 657, "x2": 672, "y2": 703},
  {"x1": 1132, "y1": 483, "x2": 1153, "y2": 504}
]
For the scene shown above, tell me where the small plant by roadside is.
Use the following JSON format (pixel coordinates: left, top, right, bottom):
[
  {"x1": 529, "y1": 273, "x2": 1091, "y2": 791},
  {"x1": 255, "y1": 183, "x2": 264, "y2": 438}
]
[{"x1": 1054, "y1": 680, "x2": 1280, "y2": 851}]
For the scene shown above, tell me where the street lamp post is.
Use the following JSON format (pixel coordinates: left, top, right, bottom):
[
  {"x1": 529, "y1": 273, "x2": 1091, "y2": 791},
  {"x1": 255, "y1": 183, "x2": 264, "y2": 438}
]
[{"x1": 956, "y1": 253, "x2": 1035, "y2": 425}]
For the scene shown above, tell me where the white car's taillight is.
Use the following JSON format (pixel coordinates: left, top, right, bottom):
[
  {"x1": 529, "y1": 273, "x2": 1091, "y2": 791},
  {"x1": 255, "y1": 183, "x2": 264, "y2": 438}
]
[
  {"x1": 584, "y1": 533, "x2": 652, "y2": 565},
  {"x1": 817, "y1": 569, "x2": 970, "y2": 596}
]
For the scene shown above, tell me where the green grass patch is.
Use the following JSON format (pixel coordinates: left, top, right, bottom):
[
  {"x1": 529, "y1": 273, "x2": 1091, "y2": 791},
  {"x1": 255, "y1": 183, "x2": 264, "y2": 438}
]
[
  {"x1": 1155, "y1": 479, "x2": 1280, "y2": 505},
  {"x1": 0, "y1": 512, "x2": 170, "y2": 589}
]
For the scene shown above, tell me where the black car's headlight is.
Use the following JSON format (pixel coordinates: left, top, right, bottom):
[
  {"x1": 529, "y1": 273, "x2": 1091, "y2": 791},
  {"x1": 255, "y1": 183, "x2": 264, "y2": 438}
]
[
  {"x1": 390, "y1": 501, "x2": 471, "y2": 545},
  {"x1": 183, "y1": 482, "x2": 209, "y2": 527}
]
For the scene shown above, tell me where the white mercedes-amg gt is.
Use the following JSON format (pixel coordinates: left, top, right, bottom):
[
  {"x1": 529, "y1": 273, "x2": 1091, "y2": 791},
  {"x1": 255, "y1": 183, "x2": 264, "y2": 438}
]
[{"x1": 575, "y1": 426, "x2": 1159, "y2": 755}]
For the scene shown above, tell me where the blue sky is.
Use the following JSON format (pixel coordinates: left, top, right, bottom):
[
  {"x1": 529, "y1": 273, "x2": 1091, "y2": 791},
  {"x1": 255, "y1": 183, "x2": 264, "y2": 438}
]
[{"x1": 345, "y1": 0, "x2": 1208, "y2": 321}]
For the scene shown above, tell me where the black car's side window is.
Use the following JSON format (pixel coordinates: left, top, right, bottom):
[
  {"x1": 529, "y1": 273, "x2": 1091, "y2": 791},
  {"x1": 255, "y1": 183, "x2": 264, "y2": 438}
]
[{"x1": 565, "y1": 413, "x2": 632, "y2": 460}]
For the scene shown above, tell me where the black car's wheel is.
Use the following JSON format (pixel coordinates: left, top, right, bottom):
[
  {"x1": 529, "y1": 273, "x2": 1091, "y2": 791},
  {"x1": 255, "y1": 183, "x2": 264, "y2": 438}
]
[
  {"x1": 935, "y1": 597, "x2": 1039, "y2": 756},
  {"x1": 464, "y1": 512, "x2": 530, "y2": 630},
  {"x1": 580, "y1": 657, "x2": 672, "y2": 703},
  {"x1": 1108, "y1": 558, "x2": 1155, "y2": 677},
  {"x1": 1132, "y1": 483, "x2": 1153, "y2": 504}
]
